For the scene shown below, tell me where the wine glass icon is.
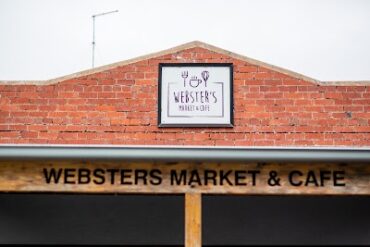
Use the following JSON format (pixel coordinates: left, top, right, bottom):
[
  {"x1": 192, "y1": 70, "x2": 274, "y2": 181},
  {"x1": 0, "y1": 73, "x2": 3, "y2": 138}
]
[{"x1": 201, "y1": 71, "x2": 209, "y2": 87}]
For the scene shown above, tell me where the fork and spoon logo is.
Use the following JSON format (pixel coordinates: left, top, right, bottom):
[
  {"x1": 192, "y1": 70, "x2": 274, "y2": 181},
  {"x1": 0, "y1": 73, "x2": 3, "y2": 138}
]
[{"x1": 181, "y1": 70, "x2": 209, "y2": 88}]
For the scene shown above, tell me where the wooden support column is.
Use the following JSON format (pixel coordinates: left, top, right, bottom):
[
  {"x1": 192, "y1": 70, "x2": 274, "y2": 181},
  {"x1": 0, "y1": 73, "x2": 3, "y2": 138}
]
[{"x1": 185, "y1": 193, "x2": 202, "y2": 247}]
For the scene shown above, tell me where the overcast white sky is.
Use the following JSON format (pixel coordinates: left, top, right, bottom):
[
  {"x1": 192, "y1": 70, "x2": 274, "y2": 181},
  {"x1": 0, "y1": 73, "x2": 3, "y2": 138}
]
[{"x1": 0, "y1": 0, "x2": 369, "y2": 81}]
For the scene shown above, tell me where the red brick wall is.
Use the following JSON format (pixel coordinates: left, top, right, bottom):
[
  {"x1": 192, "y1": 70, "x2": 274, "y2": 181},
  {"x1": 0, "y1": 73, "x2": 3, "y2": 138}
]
[{"x1": 0, "y1": 47, "x2": 369, "y2": 146}]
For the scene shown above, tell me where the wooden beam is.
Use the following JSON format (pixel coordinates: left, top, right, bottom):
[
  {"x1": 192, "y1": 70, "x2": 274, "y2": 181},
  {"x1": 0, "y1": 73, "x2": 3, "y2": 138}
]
[{"x1": 185, "y1": 193, "x2": 202, "y2": 247}]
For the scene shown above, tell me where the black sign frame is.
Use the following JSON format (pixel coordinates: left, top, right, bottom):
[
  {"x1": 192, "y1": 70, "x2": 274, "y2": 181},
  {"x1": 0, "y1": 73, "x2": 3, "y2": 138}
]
[{"x1": 158, "y1": 63, "x2": 234, "y2": 128}]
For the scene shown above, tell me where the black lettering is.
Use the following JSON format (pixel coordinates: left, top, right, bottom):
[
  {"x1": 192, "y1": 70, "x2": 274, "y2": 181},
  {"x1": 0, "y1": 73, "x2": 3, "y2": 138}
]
[
  {"x1": 78, "y1": 168, "x2": 91, "y2": 184},
  {"x1": 248, "y1": 170, "x2": 260, "y2": 186},
  {"x1": 171, "y1": 170, "x2": 187, "y2": 185},
  {"x1": 93, "y1": 168, "x2": 105, "y2": 185},
  {"x1": 180, "y1": 91, "x2": 185, "y2": 103},
  {"x1": 211, "y1": 91, "x2": 217, "y2": 103},
  {"x1": 289, "y1": 170, "x2": 303, "y2": 186},
  {"x1": 150, "y1": 169, "x2": 162, "y2": 185},
  {"x1": 64, "y1": 168, "x2": 76, "y2": 184},
  {"x1": 174, "y1": 91, "x2": 218, "y2": 104},
  {"x1": 319, "y1": 170, "x2": 331, "y2": 186},
  {"x1": 220, "y1": 170, "x2": 233, "y2": 186},
  {"x1": 120, "y1": 169, "x2": 133, "y2": 185},
  {"x1": 305, "y1": 170, "x2": 319, "y2": 186},
  {"x1": 135, "y1": 169, "x2": 148, "y2": 185},
  {"x1": 107, "y1": 169, "x2": 119, "y2": 185},
  {"x1": 185, "y1": 91, "x2": 190, "y2": 103},
  {"x1": 200, "y1": 91, "x2": 204, "y2": 103},
  {"x1": 43, "y1": 168, "x2": 63, "y2": 184},
  {"x1": 173, "y1": 92, "x2": 180, "y2": 103},
  {"x1": 190, "y1": 91, "x2": 195, "y2": 103},
  {"x1": 333, "y1": 171, "x2": 346, "y2": 186},
  {"x1": 188, "y1": 170, "x2": 202, "y2": 186},
  {"x1": 204, "y1": 169, "x2": 217, "y2": 186},
  {"x1": 204, "y1": 91, "x2": 209, "y2": 103},
  {"x1": 195, "y1": 91, "x2": 199, "y2": 102},
  {"x1": 235, "y1": 170, "x2": 247, "y2": 186}
]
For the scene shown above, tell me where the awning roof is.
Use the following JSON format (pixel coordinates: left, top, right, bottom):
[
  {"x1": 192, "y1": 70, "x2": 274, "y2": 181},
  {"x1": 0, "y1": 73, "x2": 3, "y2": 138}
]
[{"x1": 0, "y1": 145, "x2": 369, "y2": 163}]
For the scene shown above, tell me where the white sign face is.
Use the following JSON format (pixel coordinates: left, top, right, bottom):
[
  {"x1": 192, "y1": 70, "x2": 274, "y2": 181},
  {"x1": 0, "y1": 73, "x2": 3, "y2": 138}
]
[{"x1": 159, "y1": 64, "x2": 233, "y2": 127}]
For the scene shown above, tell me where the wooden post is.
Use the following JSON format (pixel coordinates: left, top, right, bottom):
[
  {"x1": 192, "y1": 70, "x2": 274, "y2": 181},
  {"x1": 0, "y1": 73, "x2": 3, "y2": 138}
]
[{"x1": 185, "y1": 193, "x2": 202, "y2": 247}]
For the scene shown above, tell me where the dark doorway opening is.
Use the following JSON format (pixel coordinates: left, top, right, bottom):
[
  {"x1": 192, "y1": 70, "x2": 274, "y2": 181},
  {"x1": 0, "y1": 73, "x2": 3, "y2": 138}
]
[{"x1": 0, "y1": 194, "x2": 369, "y2": 245}]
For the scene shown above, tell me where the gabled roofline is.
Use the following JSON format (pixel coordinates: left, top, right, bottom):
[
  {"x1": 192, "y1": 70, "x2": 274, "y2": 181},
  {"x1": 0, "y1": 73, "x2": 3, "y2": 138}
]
[{"x1": 1, "y1": 41, "x2": 370, "y2": 86}]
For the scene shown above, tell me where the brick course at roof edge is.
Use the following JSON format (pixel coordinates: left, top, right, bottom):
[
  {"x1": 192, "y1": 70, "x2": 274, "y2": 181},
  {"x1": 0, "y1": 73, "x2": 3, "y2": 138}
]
[{"x1": 0, "y1": 44, "x2": 369, "y2": 146}]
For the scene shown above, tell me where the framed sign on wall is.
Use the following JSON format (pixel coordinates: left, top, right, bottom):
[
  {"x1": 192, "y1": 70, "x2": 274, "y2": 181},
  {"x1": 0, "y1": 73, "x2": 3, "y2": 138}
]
[{"x1": 158, "y1": 63, "x2": 233, "y2": 127}]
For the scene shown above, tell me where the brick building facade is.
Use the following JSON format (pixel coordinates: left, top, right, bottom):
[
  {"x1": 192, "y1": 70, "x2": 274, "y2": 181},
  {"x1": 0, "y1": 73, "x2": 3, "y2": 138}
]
[
  {"x1": 0, "y1": 41, "x2": 369, "y2": 246},
  {"x1": 0, "y1": 41, "x2": 369, "y2": 147}
]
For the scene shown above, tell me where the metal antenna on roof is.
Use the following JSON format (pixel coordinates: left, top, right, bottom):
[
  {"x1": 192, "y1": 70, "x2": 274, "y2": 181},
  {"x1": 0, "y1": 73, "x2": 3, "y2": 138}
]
[{"x1": 92, "y1": 10, "x2": 119, "y2": 68}]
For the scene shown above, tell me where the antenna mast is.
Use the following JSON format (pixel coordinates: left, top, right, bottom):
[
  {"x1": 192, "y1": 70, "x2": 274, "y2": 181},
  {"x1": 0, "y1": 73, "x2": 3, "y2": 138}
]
[{"x1": 92, "y1": 10, "x2": 119, "y2": 68}]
